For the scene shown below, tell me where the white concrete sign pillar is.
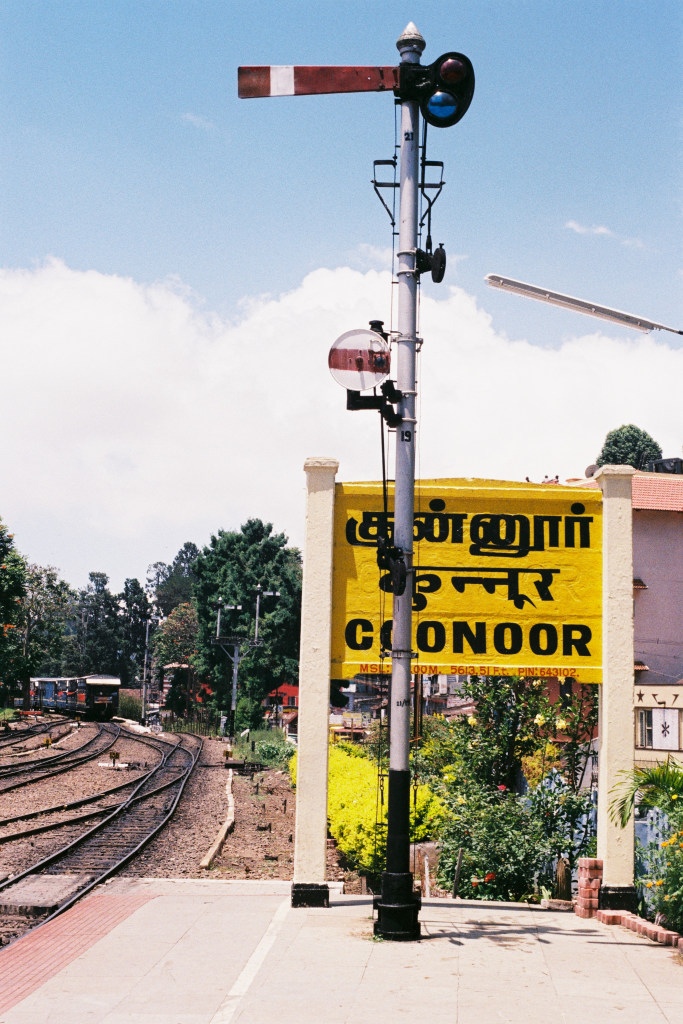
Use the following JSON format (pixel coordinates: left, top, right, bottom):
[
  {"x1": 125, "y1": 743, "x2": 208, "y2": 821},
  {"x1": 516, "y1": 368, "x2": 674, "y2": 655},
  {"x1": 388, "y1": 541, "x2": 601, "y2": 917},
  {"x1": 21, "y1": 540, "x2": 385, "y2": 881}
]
[
  {"x1": 291, "y1": 457, "x2": 338, "y2": 908},
  {"x1": 595, "y1": 464, "x2": 638, "y2": 908}
]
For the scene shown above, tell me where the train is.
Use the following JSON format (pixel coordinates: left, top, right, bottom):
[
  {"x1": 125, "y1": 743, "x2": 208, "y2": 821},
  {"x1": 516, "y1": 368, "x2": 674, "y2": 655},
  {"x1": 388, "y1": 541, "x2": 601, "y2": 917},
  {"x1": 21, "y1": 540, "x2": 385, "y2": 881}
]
[{"x1": 27, "y1": 675, "x2": 121, "y2": 719}]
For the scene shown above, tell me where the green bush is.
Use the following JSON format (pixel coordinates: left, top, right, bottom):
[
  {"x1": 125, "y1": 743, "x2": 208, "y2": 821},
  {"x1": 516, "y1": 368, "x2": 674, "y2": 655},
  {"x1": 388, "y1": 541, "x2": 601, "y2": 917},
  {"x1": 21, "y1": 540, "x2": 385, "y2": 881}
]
[
  {"x1": 119, "y1": 693, "x2": 142, "y2": 720},
  {"x1": 254, "y1": 736, "x2": 294, "y2": 769},
  {"x1": 437, "y1": 788, "x2": 550, "y2": 901},
  {"x1": 229, "y1": 728, "x2": 294, "y2": 769}
]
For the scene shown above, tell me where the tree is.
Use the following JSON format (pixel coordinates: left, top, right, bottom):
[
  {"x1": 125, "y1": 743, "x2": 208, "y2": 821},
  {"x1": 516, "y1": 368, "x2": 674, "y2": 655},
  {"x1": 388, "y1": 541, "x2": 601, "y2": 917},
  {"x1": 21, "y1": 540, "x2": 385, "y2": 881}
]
[
  {"x1": 65, "y1": 572, "x2": 122, "y2": 677},
  {"x1": 153, "y1": 602, "x2": 199, "y2": 668},
  {"x1": 610, "y1": 761, "x2": 683, "y2": 933},
  {"x1": 192, "y1": 519, "x2": 302, "y2": 727},
  {"x1": 118, "y1": 578, "x2": 152, "y2": 686},
  {"x1": 152, "y1": 602, "x2": 199, "y2": 715},
  {"x1": 0, "y1": 517, "x2": 27, "y2": 704},
  {"x1": 596, "y1": 424, "x2": 662, "y2": 470},
  {"x1": 147, "y1": 542, "x2": 199, "y2": 617},
  {"x1": 13, "y1": 564, "x2": 74, "y2": 705},
  {"x1": 609, "y1": 759, "x2": 683, "y2": 829},
  {"x1": 428, "y1": 674, "x2": 557, "y2": 792},
  {"x1": 418, "y1": 676, "x2": 599, "y2": 899}
]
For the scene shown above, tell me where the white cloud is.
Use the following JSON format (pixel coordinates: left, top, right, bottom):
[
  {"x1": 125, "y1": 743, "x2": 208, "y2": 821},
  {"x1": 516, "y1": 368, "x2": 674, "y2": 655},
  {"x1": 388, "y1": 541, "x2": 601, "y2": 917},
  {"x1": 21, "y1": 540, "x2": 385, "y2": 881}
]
[
  {"x1": 180, "y1": 112, "x2": 218, "y2": 133},
  {"x1": 565, "y1": 220, "x2": 614, "y2": 238},
  {"x1": 0, "y1": 259, "x2": 680, "y2": 591},
  {"x1": 350, "y1": 243, "x2": 394, "y2": 271},
  {"x1": 565, "y1": 220, "x2": 644, "y2": 249}
]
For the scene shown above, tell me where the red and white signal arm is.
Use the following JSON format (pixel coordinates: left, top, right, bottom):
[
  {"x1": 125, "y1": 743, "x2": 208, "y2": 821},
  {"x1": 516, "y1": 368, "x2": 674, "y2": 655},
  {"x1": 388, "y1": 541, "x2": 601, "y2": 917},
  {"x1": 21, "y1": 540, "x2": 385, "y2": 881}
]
[
  {"x1": 238, "y1": 66, "x2": 399, "y2": 98},
  {"x1": 328, "y1": 329, "x2": 391, "y2": 392}
]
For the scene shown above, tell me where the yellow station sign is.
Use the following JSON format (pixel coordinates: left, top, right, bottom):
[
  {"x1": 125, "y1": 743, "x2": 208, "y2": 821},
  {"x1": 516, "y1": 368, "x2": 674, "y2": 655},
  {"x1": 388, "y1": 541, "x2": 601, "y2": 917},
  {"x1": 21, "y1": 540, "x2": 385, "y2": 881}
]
[{"x1": 331, "y1": 478, "x2": 603, "y2": 684}]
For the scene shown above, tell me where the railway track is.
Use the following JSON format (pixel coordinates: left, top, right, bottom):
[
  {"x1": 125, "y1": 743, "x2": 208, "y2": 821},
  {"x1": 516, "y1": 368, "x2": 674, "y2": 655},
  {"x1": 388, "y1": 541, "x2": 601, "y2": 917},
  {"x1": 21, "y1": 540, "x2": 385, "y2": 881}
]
[
  {"x1": 0, "y1": 719, "x2": 59, "y2": 751},
  {"x1": 0, "y1": 732, "x2": 202, "y2": 928},
  {"x1": 0, "y1": 722, "x2": 121, "y2": 794},
  {"x1": 0, "y1": 725, "x2": 171, "y2": 841}
]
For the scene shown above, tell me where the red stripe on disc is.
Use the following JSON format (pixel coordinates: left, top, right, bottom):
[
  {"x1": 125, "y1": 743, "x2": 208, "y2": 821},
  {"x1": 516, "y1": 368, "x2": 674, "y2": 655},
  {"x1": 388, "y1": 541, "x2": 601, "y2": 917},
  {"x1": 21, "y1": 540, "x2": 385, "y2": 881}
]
[{"x1": 328, "y1": 348, "x2": 390, "y2": 371}]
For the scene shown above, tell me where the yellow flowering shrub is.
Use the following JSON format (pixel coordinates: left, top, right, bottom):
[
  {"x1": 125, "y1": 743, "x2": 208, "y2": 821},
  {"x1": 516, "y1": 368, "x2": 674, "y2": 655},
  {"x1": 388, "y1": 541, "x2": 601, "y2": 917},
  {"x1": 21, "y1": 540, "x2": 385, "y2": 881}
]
[
  {"x1": 290, "y1": 746, "x2": 443, "y2": 872},
  {"x1": 520, "y1": 742, "x2": 564, "y2": 790},
  {"x1": 642, "y1": 828, "x2": 683, "y2": 932}
]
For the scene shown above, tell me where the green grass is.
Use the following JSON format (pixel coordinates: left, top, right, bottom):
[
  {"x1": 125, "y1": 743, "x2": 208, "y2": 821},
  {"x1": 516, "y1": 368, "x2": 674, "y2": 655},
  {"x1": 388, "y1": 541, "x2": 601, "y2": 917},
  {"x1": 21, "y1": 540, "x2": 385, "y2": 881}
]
[{"x1": 231, "y1": 729, "x2": 294, "y2": 768}]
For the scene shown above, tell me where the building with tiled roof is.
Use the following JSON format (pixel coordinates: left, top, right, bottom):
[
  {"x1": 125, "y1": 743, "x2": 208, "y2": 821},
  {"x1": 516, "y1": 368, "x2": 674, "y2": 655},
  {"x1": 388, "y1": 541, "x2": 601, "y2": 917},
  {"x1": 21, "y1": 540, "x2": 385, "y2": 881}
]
[
  {"x1": 631, "y1": 472, "x2": 683, "y2": 512},
  {"x1": 578, "y1": 470, "x2": 683, "y2": 764}
]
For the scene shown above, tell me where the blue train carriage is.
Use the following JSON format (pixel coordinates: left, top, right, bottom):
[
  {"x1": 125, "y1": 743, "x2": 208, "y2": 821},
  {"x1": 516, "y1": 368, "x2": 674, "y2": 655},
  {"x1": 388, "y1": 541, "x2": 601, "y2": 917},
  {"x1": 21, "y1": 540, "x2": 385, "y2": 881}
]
[
  {"x1": 30, "y1": 675, "x2": 121, "y2": 719},
  {"x1": 30, "y1": 676, "x2": 77, "y2": 713},
  {"x1": 29, "y1": 677, "x2": 62, "y2": 711}
]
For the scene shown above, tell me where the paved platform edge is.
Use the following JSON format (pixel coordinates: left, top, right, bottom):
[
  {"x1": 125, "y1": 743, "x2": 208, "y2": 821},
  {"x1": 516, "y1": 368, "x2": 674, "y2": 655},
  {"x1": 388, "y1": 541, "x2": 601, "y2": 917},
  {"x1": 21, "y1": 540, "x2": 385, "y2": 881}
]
[{"x1": 0, "y1": 889, "x2": 156, "y2": 1014}]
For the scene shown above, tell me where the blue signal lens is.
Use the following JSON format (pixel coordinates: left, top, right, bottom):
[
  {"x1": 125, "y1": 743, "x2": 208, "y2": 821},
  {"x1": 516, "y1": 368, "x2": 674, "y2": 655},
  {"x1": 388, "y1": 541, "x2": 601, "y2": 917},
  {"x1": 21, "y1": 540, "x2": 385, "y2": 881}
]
[{"x1": 425, "y1": 90, "x2": 458, "y2": 122}]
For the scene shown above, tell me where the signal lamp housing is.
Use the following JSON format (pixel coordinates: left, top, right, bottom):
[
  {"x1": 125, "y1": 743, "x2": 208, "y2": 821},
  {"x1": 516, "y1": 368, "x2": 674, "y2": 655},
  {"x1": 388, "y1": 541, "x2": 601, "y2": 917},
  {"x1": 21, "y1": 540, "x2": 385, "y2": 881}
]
[{"x1": 398, "y1": 51, "x2": 475, "y2": 128}]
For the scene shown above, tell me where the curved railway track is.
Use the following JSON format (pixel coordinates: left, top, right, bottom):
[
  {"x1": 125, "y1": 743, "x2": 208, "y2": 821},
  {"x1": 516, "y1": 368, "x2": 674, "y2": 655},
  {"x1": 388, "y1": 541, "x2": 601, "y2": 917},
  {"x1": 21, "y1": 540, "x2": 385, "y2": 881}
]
[
  {"x1": 0, "y1": 732, "x2": 202, "y2": 928},
  {"x1": 0, "y1": 726, "x2": 171, "y2": 841},
  {"x1": 0, "y1": 723, "x2": 121, "y2": 794},
  {"x1": 0, "y1": 719, "x2": 61, "y2": 751}
]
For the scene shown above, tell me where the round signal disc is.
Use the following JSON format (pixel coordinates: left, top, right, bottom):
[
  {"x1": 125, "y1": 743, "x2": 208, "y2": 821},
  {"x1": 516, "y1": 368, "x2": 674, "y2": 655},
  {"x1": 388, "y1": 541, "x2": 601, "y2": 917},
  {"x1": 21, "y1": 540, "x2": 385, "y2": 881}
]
[{"x1": 328, "y1": 329, "x2": 391, "y2": 391}]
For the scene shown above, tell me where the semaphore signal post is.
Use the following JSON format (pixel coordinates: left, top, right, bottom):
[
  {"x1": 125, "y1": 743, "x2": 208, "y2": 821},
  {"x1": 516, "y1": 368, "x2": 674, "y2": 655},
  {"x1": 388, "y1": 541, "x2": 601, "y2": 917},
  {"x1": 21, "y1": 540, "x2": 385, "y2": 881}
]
[{"x1": 239, "y1": 24, "x2": 475, "y2": 939}]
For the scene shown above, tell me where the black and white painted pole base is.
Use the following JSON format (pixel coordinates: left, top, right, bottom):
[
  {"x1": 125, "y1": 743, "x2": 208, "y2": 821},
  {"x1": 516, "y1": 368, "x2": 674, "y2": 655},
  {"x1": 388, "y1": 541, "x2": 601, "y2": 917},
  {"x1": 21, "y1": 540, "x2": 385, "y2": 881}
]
[
  {"x1": 373, "y1": 873, "x2": 421, "y2": 941},
  {"x1": 374, "y1": 768, "x2": 421, "y2": 940}
]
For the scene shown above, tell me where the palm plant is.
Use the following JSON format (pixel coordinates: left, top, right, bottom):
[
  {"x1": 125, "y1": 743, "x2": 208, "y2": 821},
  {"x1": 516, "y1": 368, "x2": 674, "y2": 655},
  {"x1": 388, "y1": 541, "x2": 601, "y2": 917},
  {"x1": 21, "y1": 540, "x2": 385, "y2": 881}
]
[{"x1": 609, "y1": 758, "x2": 683, "y2": 828}]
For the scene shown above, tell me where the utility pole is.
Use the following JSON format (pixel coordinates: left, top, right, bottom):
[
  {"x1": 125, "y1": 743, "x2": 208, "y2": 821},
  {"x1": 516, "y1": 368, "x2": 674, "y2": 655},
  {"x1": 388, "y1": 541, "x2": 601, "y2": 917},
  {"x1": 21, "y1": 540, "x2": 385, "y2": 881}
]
[
  {"x1": 141, "y1": 612, "x2": 152, "y2": 725},
  {"x1": 213, "y1": 587, "x2": 276, "y2": 738},
  {"x1": 254, "y1": 583, "x2": 280, "y2": 642},
  {"x1": 213, "y1": 597, "x2": 243, "y2": 739}
]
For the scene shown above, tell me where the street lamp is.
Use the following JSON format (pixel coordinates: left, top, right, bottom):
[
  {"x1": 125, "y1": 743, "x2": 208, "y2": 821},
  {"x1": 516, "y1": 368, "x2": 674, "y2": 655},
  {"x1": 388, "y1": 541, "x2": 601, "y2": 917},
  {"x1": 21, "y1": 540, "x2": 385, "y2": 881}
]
[
  {"x1": 485, "y1": 274, "x2": 682, "y2": 335},
  {"x1": 254, "y1": 583, "x2": 280, "y2": 642}
]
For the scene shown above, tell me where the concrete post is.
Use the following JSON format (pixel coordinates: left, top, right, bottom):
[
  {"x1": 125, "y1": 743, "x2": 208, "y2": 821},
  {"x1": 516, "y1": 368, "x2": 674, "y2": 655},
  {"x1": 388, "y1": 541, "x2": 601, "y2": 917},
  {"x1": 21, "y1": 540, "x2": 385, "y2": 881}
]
[
  {"x1": 595, "y1": 464, "x2": 637, "y2": 911},
  {"x1": 291, "y1": 457, "x2": 338, "y2": 908}
]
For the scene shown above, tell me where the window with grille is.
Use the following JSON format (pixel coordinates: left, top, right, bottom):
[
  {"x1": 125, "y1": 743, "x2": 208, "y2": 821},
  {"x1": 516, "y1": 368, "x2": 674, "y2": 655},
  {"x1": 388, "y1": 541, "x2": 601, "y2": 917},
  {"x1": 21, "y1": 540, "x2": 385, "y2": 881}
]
[{"x1": 637, "y1": 709, "x2": 653, "y2": 748}]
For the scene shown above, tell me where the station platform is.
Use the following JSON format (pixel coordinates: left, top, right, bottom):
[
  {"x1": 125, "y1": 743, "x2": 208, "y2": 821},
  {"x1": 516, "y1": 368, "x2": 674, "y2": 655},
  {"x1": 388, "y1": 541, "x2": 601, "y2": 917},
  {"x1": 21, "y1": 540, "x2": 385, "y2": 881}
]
[{"x1": 0, "y1": 878, "x2": 680, "y2": 1023}]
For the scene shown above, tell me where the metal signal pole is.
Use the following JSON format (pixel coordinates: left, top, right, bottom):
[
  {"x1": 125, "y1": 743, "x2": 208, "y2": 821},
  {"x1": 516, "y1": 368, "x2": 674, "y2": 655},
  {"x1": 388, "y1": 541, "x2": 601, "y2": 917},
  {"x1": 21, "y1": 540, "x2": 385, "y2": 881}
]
[
  {"x1": 239, "y1": 22, "x2": 474, "y2": 937},
  {"x1": 373, "y1": 24, "x2": 423, "y2": 942}
]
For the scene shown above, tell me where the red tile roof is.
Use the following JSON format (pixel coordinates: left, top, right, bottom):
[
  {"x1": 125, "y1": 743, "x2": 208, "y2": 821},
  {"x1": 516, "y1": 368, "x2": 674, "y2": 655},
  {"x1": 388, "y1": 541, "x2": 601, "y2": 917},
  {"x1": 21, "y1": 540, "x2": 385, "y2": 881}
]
[
  {"x1": 579, "y1": 472, "x2": 683, "y2": 511},
  {"x1": 632, "y1": 473, "x2": 683, "y2": 511}
]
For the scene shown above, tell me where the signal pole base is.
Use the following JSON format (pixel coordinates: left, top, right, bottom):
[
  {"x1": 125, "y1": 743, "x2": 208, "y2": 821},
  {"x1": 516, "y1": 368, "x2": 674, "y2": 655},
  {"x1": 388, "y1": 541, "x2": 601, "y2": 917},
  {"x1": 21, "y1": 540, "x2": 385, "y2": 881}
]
[{"x1": 373, "y1": 872, "x2": 421, "y2": 941}]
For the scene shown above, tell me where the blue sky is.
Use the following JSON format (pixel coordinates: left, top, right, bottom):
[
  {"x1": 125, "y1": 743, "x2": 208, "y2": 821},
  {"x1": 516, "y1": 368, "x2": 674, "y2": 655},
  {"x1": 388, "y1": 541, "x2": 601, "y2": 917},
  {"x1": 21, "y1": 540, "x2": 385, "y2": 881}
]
[{"x1": 0, "y1": 2, "x2": 681, "y2": 591}]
